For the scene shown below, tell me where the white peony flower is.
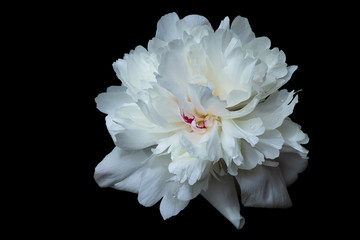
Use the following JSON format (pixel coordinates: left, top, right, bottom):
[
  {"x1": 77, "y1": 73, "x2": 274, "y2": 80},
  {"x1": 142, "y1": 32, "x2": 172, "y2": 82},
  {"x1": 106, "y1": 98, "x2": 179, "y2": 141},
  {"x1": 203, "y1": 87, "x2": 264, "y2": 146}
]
[{"x1": 94, "y1": 12, "x2": 309, "y2": 229}]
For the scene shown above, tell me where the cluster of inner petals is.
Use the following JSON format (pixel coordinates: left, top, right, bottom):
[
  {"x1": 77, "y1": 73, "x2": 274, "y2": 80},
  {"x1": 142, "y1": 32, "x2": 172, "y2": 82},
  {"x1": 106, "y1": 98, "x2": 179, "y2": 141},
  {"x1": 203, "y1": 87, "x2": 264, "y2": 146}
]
[{"x1": 180, "y1": 109, "x2": 218, "y2": 133}]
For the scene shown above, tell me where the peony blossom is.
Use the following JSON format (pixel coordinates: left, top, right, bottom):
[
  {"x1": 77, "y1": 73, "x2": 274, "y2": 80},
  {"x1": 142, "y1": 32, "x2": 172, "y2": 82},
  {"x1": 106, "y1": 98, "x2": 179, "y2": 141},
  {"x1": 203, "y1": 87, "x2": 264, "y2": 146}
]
[{"x1": 94, "y1": 12, "x2": 309, "y2": 229}]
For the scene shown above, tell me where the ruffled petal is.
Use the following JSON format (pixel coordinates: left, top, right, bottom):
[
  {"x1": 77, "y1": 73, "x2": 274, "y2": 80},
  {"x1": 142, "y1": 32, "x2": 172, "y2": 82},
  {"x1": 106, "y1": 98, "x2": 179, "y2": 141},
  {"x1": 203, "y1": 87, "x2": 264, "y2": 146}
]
[
  {"x1": 278, "y1": 118, "x2": 309, "y2": 157},
  {"x1": 254, "y1": 89, "x2": 298, "y2": 129},
  {"x1": 222, "y1": 118, "x2": 264, "y2": 147},
  {"x1": 256, "y1": 129, "x2": 284, "y2": 159},
  {"x1": 94, "y1": 147, "x2": 151, "y2": 188},
  {"x1": 201, "y1": 174, "x2": 245, "y2": 229},
  {"x1": 168, "y1": 153, "x2": 210, "y2": 185},
  {"x1": 236, "y1": 165, "x2": 292, "y2": 208}
]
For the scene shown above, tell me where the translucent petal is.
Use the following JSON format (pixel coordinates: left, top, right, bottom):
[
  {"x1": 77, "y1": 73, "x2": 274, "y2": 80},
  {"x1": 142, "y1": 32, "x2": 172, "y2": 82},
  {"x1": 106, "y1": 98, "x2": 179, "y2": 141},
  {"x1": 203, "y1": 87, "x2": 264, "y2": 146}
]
[{"x1": 236, "y1": 165, "x2": 292, "y2": 208}]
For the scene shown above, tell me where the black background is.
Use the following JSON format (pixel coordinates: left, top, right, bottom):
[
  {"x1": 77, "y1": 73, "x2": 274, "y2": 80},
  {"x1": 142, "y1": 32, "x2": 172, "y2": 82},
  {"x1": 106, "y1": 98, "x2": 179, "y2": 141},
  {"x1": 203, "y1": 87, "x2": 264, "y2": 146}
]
[{"x1": 15, "y1": 1, "x2": 354, "y2": 238}]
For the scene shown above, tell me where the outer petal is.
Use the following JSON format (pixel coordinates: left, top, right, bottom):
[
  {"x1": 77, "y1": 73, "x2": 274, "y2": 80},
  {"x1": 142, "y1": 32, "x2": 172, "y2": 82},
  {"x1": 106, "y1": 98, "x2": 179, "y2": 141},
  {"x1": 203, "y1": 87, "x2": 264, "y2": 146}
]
[
  {"x1": 137, "y1": 155, "x2": 171, "y2": 207},
  {"x1": 94, "y1": 147, "x2": 151, "y2": 188},
  {"x1": 218, "y1": 16, "x2": 230, "y2": 30},
  {"x1": 156, "y1": 12, "x2": 180, "y2": 42},
  {"x1": 160, "y1": 187, "x2": 189, "y2": 220},
  {"x1": 253, "y1": 90, "x2": 298, "y2": 130},
  {"x1": 95, "y1": 86, "x2": 132, "y2": 114},
  {"x1": 230, "y1": 16, "x2": 255, "y2": 46},
  {"x1": 236, "y1": 165, "x2": 292, "y2": 208},
  {"x1": 183, "y1": 14, "x2": 212, "y2": 28},
  {"x1": 256, "y1": 129, "x2": 284, "y2": 159},
  {"x1": 115, "y1": 129, "x2": 168, "y2": 150},
  {"x1": 278, "y1": 118, "x2": 309, "y2": 157},
  {"x1": 240, "y1": 141, "x2": 264, "y2": 169},
  {"x1": 201, "y1": 174, "x2": 245, "y2": 229}
]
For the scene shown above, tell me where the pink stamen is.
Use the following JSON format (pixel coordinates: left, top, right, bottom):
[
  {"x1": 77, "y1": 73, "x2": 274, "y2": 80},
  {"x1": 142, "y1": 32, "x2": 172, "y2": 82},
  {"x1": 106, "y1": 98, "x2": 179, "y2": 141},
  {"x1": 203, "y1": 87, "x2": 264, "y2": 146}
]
[
  {"x1": 180, "y1": 108, "x2": 209, "y2": 131},
  {"x1": 180, "y1": 110, "x2": 195, "y2": 125}
]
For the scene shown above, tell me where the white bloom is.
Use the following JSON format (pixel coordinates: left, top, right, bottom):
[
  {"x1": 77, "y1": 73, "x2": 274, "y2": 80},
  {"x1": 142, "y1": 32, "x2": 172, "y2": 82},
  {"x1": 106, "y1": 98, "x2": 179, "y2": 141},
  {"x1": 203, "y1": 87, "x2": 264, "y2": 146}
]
[{"x1": 94, "y1": 12, "x2": 309, "y2": 229}]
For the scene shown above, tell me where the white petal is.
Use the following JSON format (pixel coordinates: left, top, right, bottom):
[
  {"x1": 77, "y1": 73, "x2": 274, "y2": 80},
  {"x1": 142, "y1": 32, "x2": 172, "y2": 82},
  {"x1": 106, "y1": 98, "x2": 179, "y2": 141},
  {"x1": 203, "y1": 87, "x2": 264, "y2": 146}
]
[
  {"x1": 222, "y1": 118, "x2": 264, "y2": 147},
  {"x1": 225, "y1": 92, "x2": 260, "y2": 115},
  {"x1": 176, "y1": 179, "x2": 209, "y2": 201},
  {"x1": 160, "y1": 188, "x2": 189, "y2": 220},
  {"x1": 244, "y1": 37, "x2": 271, "y2": 57},
  {"x1": 138, "y1": 155, "x2": 171, "y2": 207},
  {"x1": 277, "y1": 152, "x2": 308, "y2": 186},
  {"x1": 187, "y1": 83, "x2": 229, "y2": 116},
  {"x1": 256, "y1": 129, "x2": 284, "y2": 159},
  {"x1": 94, "y1": 147, "x2": 150, "y2": 188},
  {"x1": 240, "y1": 141, "x2": 264, "y2": 169},
  {"x1": 283, "y1": 65, "x2": 298, "y2": 83},
  {"x1": 230, "y1": 16, "x2": 255, "y2": 45},
  {"x1": 201, "y1": 174, "x2": 245, "y2": 229},
  {"x1": 113, "y1": 165, "x2": 145, "y2": 193},
  {"x1": 278, "y1": 118, "x2": 309, "y2": 156},
  {"x1": 226, "y1": 89, "x2": 251, "y2": 109},
  {"x1": 115, "y1": 129, "x2": 168, "y2": 150},
  {"x1": 205, "y1": 122, "x2": 223, "y2": 162},
  {"x1": 236, "y1": 165, "x2": 292, "y2": 208},
  {"x1": 168, "y1": 153, "x2": 210, "y2": 185},
  {"x1": 218, "y1": 16, "x2": 230, "y2": 30},
  {"x1": 183, "y1": 14, "x2": 212, "y2": 28},
  {"x1": 254, "y1": 90, "x2": 298, "y2": 129},
  {"x1": 220, "y1": 130, "x2": 243, "y2": 167},
  {"x1": 179, "y1": 131, "x2": 208, "y2": 160},
  {"x1": 112, "y1": 59, "x2": 128, "y2": 85},
  {"x1": 95, "y1": 86, "x2": 132, "y2": 114},
  {"x1": 137, "y1": 97, "x2": 172, "y2": 129},
  {"x1": 105, "y1": 115, "x2": 124, "y2": 143},
  {"x1": 156, "y1": 12, "x2": 180, "y2": 42}
]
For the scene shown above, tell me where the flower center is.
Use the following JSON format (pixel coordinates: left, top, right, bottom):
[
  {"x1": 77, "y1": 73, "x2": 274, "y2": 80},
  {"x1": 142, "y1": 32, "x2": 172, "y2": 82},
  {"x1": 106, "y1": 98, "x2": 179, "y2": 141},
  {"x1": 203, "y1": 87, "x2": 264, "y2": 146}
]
[{"x1": 180, "y1": 109, "x2": 218, "y2": 133}]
